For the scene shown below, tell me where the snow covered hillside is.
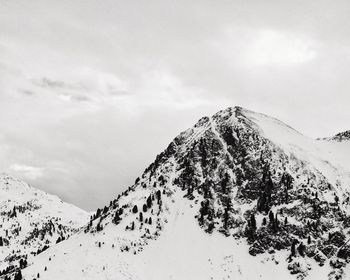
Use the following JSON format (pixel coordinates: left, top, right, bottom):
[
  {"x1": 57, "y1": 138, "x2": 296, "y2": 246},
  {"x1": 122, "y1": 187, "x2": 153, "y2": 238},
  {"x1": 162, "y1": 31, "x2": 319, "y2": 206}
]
[
  {"x1": 20, "y1": 106, "x2": 350, "y2": 280},
  {"x1": 0, "y1": 174, "x2": 89, "y2": 279}
]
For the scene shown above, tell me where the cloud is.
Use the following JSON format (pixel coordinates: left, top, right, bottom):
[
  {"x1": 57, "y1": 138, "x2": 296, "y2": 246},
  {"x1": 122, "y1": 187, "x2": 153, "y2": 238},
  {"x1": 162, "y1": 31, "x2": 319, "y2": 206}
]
[
  {"x1": 10, "y1": 164, "x2": 44, "y2": 180},
  {"x1": 245, "y1": 30, "x2": 317, "y2": 66},
  {"x1": 0, "y1": 0, "x2": 350, "y2": 210},
  {"x1": 213, "y1": 28, "x2": 317, "y2": 69},
  {"x1": 28, "y1": 69, "x2": 129, "y2": 103}
]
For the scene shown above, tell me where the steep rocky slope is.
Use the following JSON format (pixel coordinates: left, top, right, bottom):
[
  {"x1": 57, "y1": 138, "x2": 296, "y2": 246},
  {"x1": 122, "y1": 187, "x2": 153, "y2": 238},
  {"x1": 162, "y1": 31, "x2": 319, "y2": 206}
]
[
  {"x1": 0, "y1": 174, "x2": 89, "y2": 279},
  {"x1": 22, "y1": 107, "x2": 350, "y2": 280}
]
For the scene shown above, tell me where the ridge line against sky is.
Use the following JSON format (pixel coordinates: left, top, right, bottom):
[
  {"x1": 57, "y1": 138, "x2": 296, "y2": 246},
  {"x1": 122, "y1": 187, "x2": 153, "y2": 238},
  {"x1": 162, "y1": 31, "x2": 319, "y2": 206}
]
[{"x1": 0, "y1": 0, "x2": 349, "y2": 209}]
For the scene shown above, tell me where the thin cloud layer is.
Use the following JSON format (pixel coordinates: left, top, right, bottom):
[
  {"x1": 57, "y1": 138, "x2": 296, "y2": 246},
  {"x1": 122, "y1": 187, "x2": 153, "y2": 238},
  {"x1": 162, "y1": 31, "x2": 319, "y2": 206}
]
[{"x1": 0, "y1": 0, "x2": 349, "y2": 209}]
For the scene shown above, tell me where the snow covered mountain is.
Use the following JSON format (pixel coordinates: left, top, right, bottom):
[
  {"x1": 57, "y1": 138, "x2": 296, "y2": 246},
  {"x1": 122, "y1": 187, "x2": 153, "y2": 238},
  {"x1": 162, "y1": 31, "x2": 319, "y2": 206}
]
[
  {"x1": 19, "y1": 107, "x2": 350, "y2": 280},
  {"x1": 0, "y1": 174, "x2": 89, "y2": 279}
]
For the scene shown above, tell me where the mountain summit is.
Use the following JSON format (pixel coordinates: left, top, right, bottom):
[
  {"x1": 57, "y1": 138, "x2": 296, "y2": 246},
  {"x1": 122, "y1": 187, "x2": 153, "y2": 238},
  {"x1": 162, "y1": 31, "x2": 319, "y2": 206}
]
[{"x1": 20, "y1": 107, "x2": 350, "y2": 280}]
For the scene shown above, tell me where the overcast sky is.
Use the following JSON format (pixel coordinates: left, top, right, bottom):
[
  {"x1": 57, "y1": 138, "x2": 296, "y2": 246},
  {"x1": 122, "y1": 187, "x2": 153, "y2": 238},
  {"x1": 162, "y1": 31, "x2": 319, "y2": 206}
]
[{"x1": 0, "y1": 0, "x2": 349, "y2": 210}]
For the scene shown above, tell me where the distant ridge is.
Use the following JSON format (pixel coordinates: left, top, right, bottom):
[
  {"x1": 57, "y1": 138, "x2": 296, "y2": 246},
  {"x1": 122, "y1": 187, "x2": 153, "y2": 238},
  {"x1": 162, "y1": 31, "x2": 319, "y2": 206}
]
[{"x1": 317, "y1": 130, "x2": 350, "y2": 142}]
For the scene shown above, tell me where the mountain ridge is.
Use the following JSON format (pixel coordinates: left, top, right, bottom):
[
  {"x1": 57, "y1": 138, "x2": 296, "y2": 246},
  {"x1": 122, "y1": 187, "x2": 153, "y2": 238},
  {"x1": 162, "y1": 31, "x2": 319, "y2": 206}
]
[
  {"x1": 317, "y1": 130, "x2": 350, "y2": 142},
  {"x1": 9, "y1": 106, "x2": 350, "y2": 280}
]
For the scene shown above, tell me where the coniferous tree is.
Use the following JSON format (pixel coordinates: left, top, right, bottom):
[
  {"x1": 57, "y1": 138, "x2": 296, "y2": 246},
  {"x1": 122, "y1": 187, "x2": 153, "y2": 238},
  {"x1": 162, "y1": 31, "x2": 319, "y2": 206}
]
[
  {"x1": 257, "y1": 165, "x2": 274, "y2": 213},
  {"x1": 223, "y1": 206, "x2": 229, "y2": 230},
  {"x1": 14, "y1": 270, "x2": 22, "y2": 280},
  {"x1": 156, "y1": 190, "x2": 161, "y2": 202},
  {"x1": 220, "y1": 173, "x2": 230, "y2": 194},
  {"x1": 291, "y1": 242, "x2": 296, "y2": 257},
  {"x1": 335, "y1": 195, "x2": 339, "y2": 204},
  {"x1": 268, "y1": 211, "x2": 274, "y2": 225},
  {"x1": 199, "y1": 199, "x2": 209, "y2": 225},
  {"x1": 198, "y1": 138, "x2": 208, "y2": 169},
  {"x1": 250, "y1": 214, "x2": 257, "y2": 230},
  {"x1": 207, "y1": 222, "x2": 215, "y2": 233},
  {"x1": 273, "y1": 214, "x2": 279, "y2": 233},
  {"x1": 147, "y1": 196, "x2": 152, "y2": 208},
  {"x1": 180, "y1": 157, "x2": 196, "y2": 191},
  {"x1": 132, "y1": 205, "x2": 138, "y2": 213},
  {"x1": 186, "y1": 185, "x2": 194, "y2": 198},
  {"x1": 307, "y1": 236, "x2": 311, "y2": 244},
  {"x1": 96, "y1": 222, "x2": 103, "y2": 232},
  {"x1": 95, "y1": 208, "x2": 101, "y2": 218},
  {"x1": 298, "y1": 242, "x2": 305, "y2": 257},
  {"x1": 114, "y1": 212, "x2": 121, "y2": 224},
  {"x1": 19, "y1": 259, "x2": 27, "y2": 269},
  {"x1": 143, "y1": 204, "x2": 148, "y2": 212},
  {"x1": 222, "y1": 195, "x2": 233, "y2": 233}
]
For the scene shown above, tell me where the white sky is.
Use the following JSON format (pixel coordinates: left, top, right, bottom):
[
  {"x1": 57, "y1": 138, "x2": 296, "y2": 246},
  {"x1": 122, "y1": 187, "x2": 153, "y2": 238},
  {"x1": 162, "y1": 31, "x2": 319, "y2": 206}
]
[{"x1": 0, "y1": 0, "x2": 349, "y2": 210}]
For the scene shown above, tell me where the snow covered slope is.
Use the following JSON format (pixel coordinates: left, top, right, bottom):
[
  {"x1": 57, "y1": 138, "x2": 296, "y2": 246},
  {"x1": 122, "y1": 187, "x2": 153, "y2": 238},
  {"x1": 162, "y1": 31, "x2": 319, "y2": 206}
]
[
  {"x1": 317, "y1": 131, "x2": 350, "y2": 185},
  {"x1": 23, "y1": 191, "x2": 332, "y2": 280},
  {"x1": 22, "y1": 107, "x2": 350, "y2": 280},
  {"x1": 0, "y1": 174, "x2": 89, "y2": 279},
  {"x1": 245, "y1": 110, "x2": 350, "y2": 199}
]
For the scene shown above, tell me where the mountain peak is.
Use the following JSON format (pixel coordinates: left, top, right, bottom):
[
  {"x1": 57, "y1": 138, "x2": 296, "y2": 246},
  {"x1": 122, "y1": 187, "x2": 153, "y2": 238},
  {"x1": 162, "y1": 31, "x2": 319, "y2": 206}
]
[{"x1": 16, "y1": 107, "x2": 350, "y2": 280}]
